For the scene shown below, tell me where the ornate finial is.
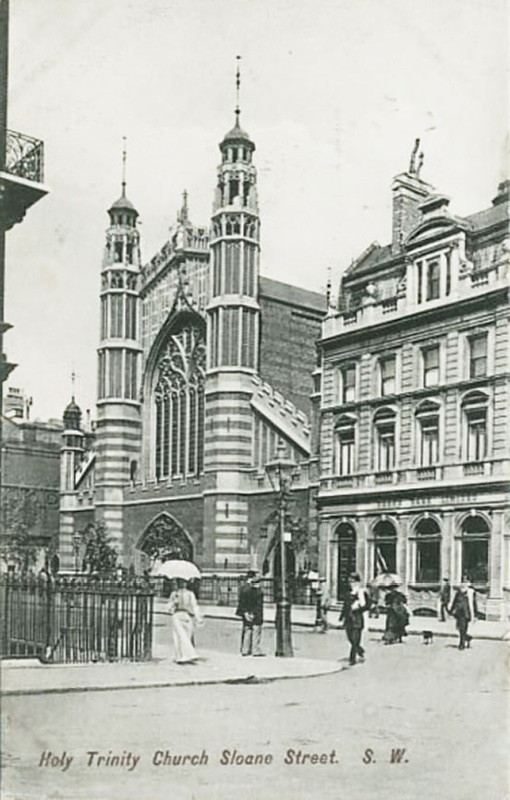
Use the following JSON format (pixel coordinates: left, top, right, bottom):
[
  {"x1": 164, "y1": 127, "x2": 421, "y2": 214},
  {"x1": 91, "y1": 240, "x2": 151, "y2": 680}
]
[
  {"x1": 71, "y1": 370, "x2": 76, "y2": 401},
  {"x1": 121, "y1": 136, "x2": 127, "y2": 195},
  {"x1": 409, "y1": 138, "x2": 420, "y2": 174},
  {"x1": 326, "y1": 266, "x2": 332, "y2": 306},
  {"x1": 235, "y1": 55, "x2": 241, "y2": 125},
  {"x1": 178, "y1": 189, "x2": 189, "y2": 224}
]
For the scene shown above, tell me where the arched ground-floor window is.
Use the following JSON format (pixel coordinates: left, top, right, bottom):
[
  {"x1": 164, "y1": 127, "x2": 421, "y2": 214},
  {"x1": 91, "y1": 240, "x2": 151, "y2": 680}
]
[
  {"x1": 461, "y1": 515, "x2": 490, "y2": 585},
  {"x1": 414, "y1": 517, "x2": 441, "y2": 584}
]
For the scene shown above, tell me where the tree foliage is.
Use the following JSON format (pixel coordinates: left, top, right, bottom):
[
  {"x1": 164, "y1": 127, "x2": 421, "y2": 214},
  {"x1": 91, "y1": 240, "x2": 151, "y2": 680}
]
[
  {"x1": 81, "y1": 522, "x2": 118, "y2": 576},
  {"x1": 0, "y1": 524, "x2": 38, "y2": 573}
]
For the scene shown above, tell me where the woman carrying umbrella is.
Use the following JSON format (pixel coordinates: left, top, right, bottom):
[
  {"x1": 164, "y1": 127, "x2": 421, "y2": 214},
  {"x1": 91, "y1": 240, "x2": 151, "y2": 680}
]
[
  {"x1": 167, "y1": 578, "x2": 204, "y2": 664},
  {"x1": 153, "y1": 559, "x2": 204, "y2": 664}
]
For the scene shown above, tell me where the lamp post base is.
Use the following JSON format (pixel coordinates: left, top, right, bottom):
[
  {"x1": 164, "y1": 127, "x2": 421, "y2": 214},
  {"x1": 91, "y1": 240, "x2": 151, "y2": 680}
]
[{"x1": 275, "y1": 599, "x2": 293, "y2": 657}]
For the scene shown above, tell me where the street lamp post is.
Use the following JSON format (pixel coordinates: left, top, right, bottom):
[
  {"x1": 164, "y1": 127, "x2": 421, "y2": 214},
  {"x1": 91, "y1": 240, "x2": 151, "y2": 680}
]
[{"x1": 265, "y1": 441, "x2": 296, "y2": 658}]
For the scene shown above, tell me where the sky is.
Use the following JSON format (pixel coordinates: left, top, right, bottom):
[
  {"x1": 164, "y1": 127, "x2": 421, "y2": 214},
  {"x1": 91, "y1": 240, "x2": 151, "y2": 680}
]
[{"x1": 4, "y1": 0, "x2": 509, "y2": 421}]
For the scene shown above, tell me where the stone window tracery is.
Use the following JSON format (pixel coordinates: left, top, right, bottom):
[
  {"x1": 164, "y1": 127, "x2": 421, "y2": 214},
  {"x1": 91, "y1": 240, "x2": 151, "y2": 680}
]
[{"x1": 154, "y1": 323, "x2": 206, "y2": 480}]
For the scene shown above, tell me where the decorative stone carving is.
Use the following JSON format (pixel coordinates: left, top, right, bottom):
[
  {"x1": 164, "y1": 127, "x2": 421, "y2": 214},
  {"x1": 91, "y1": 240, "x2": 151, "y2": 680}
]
[{"x1": 138, "y1": 513, "x2": 193, "y2": 561}]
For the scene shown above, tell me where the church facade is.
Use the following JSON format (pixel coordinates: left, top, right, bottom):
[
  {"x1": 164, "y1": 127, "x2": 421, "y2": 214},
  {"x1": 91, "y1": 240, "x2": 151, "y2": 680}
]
[
  {"x1": 58, "y1": 99, "x2": 326, "y2": 577},
  {"x1": 317, "y1": 143, "x2": 510, "y2": 619}
]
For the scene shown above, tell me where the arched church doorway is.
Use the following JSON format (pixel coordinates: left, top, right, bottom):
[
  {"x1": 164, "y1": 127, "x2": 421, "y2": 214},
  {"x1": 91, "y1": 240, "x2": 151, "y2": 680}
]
[
  {"x1": 137, "y1": 513, "x2": 194, "y2": 565},
  {"x1": 334, "y1": 522, "x2": 357, "y2": 600}
]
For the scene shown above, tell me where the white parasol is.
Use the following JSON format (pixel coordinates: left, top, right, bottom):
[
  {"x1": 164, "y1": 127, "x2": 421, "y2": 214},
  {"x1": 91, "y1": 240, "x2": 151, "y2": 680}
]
[
  {"x1": 152, "y1": 560, "x2": 201, "y2": 581},
  {"x1": 372, "y1": 572, "x2": 402, "y2": 588}
]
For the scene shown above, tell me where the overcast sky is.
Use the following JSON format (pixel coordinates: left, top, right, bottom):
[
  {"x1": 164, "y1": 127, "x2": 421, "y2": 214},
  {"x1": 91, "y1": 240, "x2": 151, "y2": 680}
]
[{"x1": 4, "y1": 0, "x2": 509, "y2": 421}]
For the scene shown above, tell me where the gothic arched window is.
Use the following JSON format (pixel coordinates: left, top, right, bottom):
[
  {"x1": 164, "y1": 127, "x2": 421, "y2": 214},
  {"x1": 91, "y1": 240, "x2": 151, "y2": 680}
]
[{"x1": 154, "y1": 323, "x2": 205, "y2": 480}]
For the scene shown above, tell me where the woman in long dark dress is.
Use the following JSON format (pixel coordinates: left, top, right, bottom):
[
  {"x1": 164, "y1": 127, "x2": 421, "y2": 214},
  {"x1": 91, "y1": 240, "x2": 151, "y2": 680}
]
[{"x1": 383, "y1": 585, "x2": 409, "y2": 644}]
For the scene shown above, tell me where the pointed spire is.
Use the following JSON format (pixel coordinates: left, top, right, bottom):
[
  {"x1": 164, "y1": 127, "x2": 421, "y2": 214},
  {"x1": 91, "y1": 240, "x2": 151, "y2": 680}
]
[
  {"x1": 108, "y1": 136, "x2": 138, "y2": 218},
  {"x1": 63, "y1": 370, "x2": 82, "y2": 430},
  {"x1": 235, "y1": 55, "x2": 241, "y2": 126},
  {"x1": 121, "y1": 136, "x2": 127, "y2": 196}
]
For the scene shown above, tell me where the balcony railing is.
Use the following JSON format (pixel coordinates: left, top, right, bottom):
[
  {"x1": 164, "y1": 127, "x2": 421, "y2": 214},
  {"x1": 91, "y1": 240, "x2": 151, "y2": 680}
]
[
  {"x1": 463, "y1": 462, "x2": 484, "y2": 476},
  {"x1": 5, "y1": 129, "x2": 44, "y2": 184},
  {"x1": 374, "y1": 471, "x2": 393, "y2": 484},
  {"x1": 417, "y1": 467, "x2": 437, "y2": 481}
]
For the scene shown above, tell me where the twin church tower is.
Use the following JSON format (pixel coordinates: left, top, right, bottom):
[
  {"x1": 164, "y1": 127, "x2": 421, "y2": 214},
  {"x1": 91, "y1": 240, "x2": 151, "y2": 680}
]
[{"x1": 58, "y1": 66, "x2": 325, "y2": 574}]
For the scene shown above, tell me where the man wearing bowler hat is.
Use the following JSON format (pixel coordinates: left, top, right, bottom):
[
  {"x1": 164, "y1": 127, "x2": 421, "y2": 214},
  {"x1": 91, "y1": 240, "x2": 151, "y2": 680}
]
[{"x1": 236, "y1": 571, "x2": 265, "y2": 656}]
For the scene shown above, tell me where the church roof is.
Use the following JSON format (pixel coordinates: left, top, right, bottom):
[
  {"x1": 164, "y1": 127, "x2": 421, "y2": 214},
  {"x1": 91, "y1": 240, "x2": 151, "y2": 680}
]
[{"x1": 259, "y1": 276, "x2": 326, "y2": 314}]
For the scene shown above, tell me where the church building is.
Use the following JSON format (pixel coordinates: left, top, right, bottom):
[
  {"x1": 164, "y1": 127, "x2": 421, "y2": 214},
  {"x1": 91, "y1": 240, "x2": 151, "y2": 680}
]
[{"x1": 58, "y1": 73, "x2": 326, "y2": 577}]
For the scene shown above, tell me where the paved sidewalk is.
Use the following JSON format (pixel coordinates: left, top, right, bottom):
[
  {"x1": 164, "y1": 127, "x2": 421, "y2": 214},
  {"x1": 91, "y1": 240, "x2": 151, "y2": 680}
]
[
  {"x1": 3, "y1": 601, "x2": 507, "y2": 698},
  {"x1": 1, "y1": 645, "x2": 342, "y2": 697},
  {"x1": 188, "y1": 601, "x2": 510, "y2": 641}
]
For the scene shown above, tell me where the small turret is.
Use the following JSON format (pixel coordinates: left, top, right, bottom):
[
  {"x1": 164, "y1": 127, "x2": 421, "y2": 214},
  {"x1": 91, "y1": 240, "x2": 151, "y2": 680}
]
[{"x1": 63, "y1": 397, "x2": 82, "y2": 432}]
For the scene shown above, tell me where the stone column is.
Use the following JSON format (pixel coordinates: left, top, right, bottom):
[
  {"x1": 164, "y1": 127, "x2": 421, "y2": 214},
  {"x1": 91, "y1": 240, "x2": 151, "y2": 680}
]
[
  {"x1": 442, "y1": 510, "x2": 454, "y2": 581},
  {"x1": 357, "y1": 517, "x2": 368, "y2": 585},
  {"x1": 396, "y1": 515, "x2": 408, "y2": 585},
  {"x1": 487, "y1": 510, "x2": 504, "y2": 620}
]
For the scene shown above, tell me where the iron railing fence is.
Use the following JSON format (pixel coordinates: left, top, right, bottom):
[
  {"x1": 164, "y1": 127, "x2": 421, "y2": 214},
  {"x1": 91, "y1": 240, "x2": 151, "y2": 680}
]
[
  {"x1": 0, "y1": 573, "x2": 153, "y2": 663},
  {"x1": 5, "y1": 129, "x2": 44, "y2": 183},
  {"x1": 196, "y1": 575, "x2": 316, "y2": 607}
]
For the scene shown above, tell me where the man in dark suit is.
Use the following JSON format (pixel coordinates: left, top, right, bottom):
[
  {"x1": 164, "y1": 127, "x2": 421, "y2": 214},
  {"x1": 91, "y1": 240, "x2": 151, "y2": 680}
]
[
  {"x1": 449, "y1": 576, "x2": 478, "y2": 650},
  {"x1": 236, "y1": 572, "x2": 265, "y2": 656},
  {"x1": 340, "y1": 573, "x2": 370, "y2": 665}
]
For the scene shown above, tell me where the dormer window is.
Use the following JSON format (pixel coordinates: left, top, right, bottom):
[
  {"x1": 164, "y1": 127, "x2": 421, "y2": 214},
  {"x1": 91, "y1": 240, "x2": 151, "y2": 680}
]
[
  {"x1": 426, "y1": 259, "x2": 440, "y2": 300},
  {"x1": 415, "y1": 251, "x2": 454, "y2": 305}
]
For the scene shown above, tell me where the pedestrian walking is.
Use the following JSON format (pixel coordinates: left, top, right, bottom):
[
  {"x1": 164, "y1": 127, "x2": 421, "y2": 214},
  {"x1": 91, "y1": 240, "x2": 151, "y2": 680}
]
[
  {"x1": 449, "y1": 576, "x2": 478, "y2": 650},
  {"x1": 339, "y1": 573, "x2": 370, "y2": 665},
  {"x1": 382, "y1": 584, "x2": 409, "y2": 644},
  {"x1": 236, "y1": 573, "x2": 265, "y2": 656},
  {"x1": 438, "y1": 577, "x2": 451, "y2": 622},
  {"x1": 167, "y1": 579, "x2": 204, "y2": 664},
  {"x1": 314, "y1": 579, "x2": 331, "y2": 633}
]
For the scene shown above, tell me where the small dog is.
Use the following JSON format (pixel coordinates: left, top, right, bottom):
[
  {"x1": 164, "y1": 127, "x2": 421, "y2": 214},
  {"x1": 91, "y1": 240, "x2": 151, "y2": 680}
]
[{"x1": 422, "y1": 630, "x2": 434, "y2": 645}]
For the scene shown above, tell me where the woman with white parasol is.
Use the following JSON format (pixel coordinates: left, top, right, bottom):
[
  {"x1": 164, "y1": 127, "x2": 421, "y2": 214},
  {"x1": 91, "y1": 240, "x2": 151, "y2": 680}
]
[{"x1": 153, "y1": 559, "x2": 203, "y2": 664}]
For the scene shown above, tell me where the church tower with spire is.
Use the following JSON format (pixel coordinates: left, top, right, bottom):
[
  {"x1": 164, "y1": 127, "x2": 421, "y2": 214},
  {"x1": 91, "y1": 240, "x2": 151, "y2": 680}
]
[
  {"x1": 95, "y1": 141, "x2": 142, "y2": 554},
  {"x1": 203, "y1": 58, "x2": 261, "y2": 570},
  {"x1": 58, "y1": 390, "x2": 85, "y2": 570}
]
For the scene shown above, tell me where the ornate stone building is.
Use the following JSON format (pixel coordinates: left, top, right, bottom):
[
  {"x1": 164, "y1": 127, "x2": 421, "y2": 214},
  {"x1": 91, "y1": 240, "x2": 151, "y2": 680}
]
[
  {"x1": 317, "y1": 142, "x2": 510, "y2": 619},
  {"x1": 58, "y1": 84, "x2": 326, "y2": 577}
]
